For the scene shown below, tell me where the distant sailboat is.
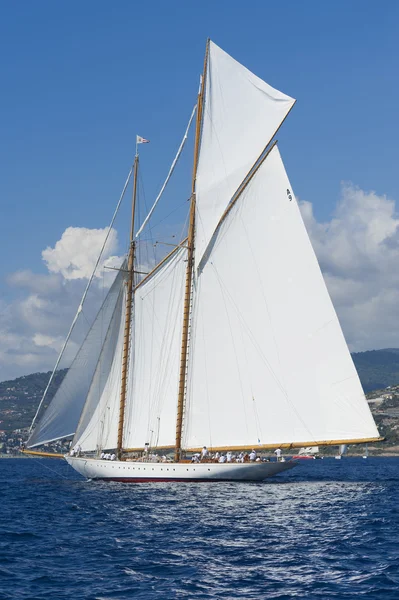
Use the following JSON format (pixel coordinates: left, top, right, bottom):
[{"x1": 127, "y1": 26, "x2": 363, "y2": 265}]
[
  {"x1": 335, "y1": 444, "x2": 348, "y2": 460},
  {"x1": 25, "y1": 40, "x2": 382, "y2": 482},
  {"x1": 292, "y1": 447, "x2": 320, "y2": 460}
]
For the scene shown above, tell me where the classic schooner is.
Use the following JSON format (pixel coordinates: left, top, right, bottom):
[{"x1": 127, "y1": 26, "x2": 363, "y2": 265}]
[{"x1": 25, "y1": 40, "x2": 382, "y2": 482}]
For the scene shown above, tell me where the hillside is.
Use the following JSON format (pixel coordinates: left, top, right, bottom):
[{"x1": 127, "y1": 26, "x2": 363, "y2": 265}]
[
  {"x1": 352, "y1": 349, "x2": 399, "y2": 392},
  {"x1": 1, "y1": 350, "x2": 399, "y2": 450},
  {"x1": 0, "y1": 370, "x2": 66, "y2": 432}
]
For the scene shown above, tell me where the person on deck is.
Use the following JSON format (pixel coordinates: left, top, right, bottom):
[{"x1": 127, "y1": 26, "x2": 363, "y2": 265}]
[
  {"x1": 249, "y1": 449, "x2": 257, "y2": 461},
  {"x1": 201, "y1": 446, "x2": 209, "y2": 460},
  {"x1": 274, "y1": 448, "x2": 282, "y2": 461},
  {"x1": 218, "y1": 454, "x2": 227, "y2": 463},
  {"x1": 226, "y1": 451, "x2": 232, "y2": 462}
]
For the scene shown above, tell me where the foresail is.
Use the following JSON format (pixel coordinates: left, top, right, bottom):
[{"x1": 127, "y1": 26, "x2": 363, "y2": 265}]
[
  {"x1": 195, "y1": 41, "x2": 295, "y2": 268},
  {"x1": 123, "y1": 247, "x2": 187, "y2": 449},
  {"x1": 72, "y1": 283, "x2": 126, "y2": 452},
  {"x1": 184, "y1": 146, "x2": 379, "y2": 449},
  {"x1": 27, "y1": 268, "x2": 126, "y2": 448}
]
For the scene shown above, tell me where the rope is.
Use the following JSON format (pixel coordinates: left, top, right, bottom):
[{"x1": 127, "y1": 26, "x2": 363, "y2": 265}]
[
  {"x1": 26, "y1": 456, "x2": 70, "y2": 479},
  {"x1": 28, "y1": 166, "x2": 134, "y2": 437},
  {"x1": 135, "y1": 104, "x2": 197, "y2": 238}
]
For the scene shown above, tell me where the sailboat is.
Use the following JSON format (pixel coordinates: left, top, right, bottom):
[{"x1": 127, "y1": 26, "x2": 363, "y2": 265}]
[
  {"x1": 24, "y1": 40, "x2": 382, "y2": 482},
  {"x1": 292, "y1": 447, "x2": 321, "y2": 460},
  {"x1": 335, "y1": 444, "x2": 348, "y2": 460}
]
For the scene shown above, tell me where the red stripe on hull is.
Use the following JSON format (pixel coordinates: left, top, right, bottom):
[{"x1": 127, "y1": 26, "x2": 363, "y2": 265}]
[
  {"x1": 93, "y1": 477, "x2": 262, "y2": 483},
  {"x1": 292, "y1": 456, "x2": 315, "y2": 460}
]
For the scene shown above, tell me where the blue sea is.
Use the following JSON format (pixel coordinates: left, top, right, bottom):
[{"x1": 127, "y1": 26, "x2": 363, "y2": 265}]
[{"x1": 1, "y1": 457, "x2": 399, "y2": 599}]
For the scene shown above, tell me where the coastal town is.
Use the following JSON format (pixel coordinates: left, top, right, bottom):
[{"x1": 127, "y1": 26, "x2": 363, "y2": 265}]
[{"x1": 1, "y1": 366, "x2": 398, "y2": 457}]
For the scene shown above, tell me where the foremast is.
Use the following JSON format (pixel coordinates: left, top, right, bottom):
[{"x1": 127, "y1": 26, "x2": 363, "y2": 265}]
[
  {"x1": 175, "y1": 40, "x2": 210, "y2": 462},
  {"x1": 117, "y1": 151, "x2": 139, "y2": 459}
]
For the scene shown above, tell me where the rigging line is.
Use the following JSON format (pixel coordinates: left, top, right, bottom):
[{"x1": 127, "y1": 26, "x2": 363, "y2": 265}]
[
  {"x1": 79, "y1": 308, "x2": 92, "y2": 330},
  {"x1": 329, "y1": 389, "x2": 376, "y2": 429},
  {"x1": 135, "y1": 197, "x2": 190, "y2": 241},
  {"x1": 135, "y1": 104, "x2": 197, "y2": 238},
  {"x1": 251, "y1": 396, "x2": 263, "y2": 445},
  {"x1": 136, "y1": 165, "x2": 159, "y2": 279},
  {"x1": 27, "y1": 455, "x2": 69, "y2": 480},
  {"x1": 29, "y1": 167, "x2": 133, "y2": 436}
]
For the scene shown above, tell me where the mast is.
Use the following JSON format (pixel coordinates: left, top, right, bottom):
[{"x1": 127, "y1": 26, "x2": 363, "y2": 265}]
[
  {"x1": 174, "y1": 40, "x2": 210, "y2": 462},
  {"x1": 117, "y1": 152, "x2": 139, "y2": 459}
]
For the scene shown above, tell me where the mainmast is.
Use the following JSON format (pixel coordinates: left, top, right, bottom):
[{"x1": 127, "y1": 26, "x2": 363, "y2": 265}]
[
  {"x1": 175, "y1": 40, "x2": 210, "y2": 462},
  {"x1": 117, "y1": 152, "x2": 139, "y2": 459}
]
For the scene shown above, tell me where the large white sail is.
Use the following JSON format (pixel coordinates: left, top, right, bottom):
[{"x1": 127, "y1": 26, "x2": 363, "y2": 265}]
[
  {"x1": 184, "y1": 145, "x2": 379, "y2": 449},
  {"x1": 27, "y1": 268, "x2": 126, "y2": 448},
  {"x1": 72, "y1": 284, "x2": 126, "y2": 452},
  {"x1": 123, "y1": 247, "x2": 187, "y2": 449},
  {"x1": 195, "y1": 41, "x2": 295, "y2": 267}
]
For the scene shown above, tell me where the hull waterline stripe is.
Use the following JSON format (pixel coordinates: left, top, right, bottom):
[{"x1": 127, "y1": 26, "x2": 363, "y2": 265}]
[{"x1": 90, "y1": 477, "x2": 287, "y2": 483}]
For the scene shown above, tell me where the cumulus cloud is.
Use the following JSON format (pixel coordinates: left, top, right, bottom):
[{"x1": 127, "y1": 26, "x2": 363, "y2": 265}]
[
  {"x1": 0, "y1": 226, "x2": 122, "y2": 381},
  {"x1": 42, "y1": 226, "x2": 119, "y2": 280},
  {"x1": 300, "y1": 183, "x2": 399, "y2": 352},
  {"x1": 7, "y1": 270, "x2": 62, "y2": 295}
]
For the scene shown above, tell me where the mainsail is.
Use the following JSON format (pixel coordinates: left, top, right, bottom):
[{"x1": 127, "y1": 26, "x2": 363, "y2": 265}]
[
  {"x1": 123, "y1": 246, "x2": 187, "y2": 449},
  {"x1": 195, "y1": 41, "x2": 295, "y2": 267},
  {"x1": 183, "y1": 145, "x2": 379, "y2": 449},
  {"x1": 28, "y1": 267, "x2": 126, "y2": 448}
]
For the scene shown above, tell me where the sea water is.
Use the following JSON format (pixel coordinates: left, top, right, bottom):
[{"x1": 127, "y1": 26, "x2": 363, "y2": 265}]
[{"x1": 1, "y1": 457, "x2": 398, "y2": 599}]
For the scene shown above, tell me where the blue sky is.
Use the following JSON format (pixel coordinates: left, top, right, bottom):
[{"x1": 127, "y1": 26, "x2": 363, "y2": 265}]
[{"x1": 0, "y1": 1, "x2": 399, "y2": 378}]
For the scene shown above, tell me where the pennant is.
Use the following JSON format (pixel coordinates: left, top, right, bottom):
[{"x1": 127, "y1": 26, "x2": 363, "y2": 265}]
[{"x1": 136, "y1": 135, "x2": 150, "y2": 144}]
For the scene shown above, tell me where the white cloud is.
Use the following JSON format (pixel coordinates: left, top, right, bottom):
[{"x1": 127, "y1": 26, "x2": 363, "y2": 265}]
[
  {"x1": 0, "y1": 226, "x2": 122, "y2": 381},
  {"x1": 42, "y1": 226, "x2": 119, "y2": 280},
  {"x1": 33, "y1": 333, "x2": 63, "y2": 351},
  {"x1": 300, "y1": 183, "x2": 399, "y2": 352},
  {"x1": 7, "y1": 270, "x2": 62, "y2": 294}
]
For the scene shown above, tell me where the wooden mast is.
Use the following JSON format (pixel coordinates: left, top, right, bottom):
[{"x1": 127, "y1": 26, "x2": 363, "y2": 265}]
[
  {"x1": 117, "y1": 153, "x2": 139, "y2": 459},
  {"x1": 174, "y1": 39, "x2": 210, "y2": 462}
]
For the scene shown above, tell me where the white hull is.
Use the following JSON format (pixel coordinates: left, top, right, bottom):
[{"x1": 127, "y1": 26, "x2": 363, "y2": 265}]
[{"x1": 65, "y1": 456, "x2": 296, "y2": 482}]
